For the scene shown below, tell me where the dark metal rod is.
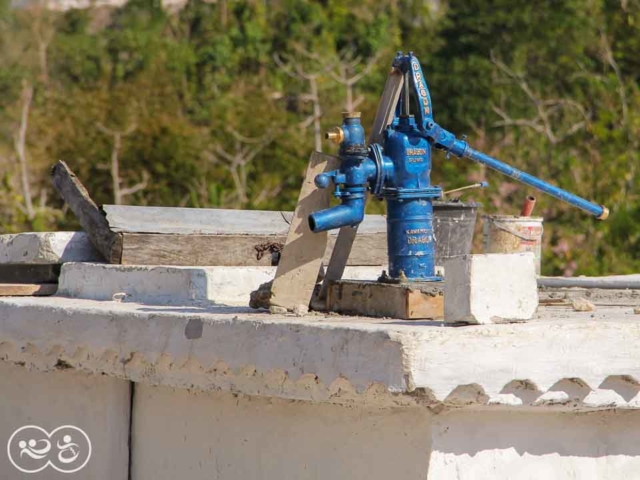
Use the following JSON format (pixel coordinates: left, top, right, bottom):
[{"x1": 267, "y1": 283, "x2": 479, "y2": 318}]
[{"x1": 402, "y1": 73, "x2": 410, "y2": 116}]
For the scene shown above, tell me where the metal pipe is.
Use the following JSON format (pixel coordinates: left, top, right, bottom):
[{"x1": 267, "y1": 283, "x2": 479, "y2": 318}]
[
  {"x1": 452, "y1": 140, "x2": 609, "y2": 220},
  {"x1": 538, "y1": 275, "x2": 640, "y2": 290},
  {"x1": 520, "y1": 195, "x2": 537, "y2": 217},
  {"x1": 402, "y1": 73, "x2": 410, "y2": 116},
  {"x1": 443, "y1": 181, "x2": 488, "y2": 196},
  {"x1": 308, "y1": 197, "x2": 365, "y2": 232}
]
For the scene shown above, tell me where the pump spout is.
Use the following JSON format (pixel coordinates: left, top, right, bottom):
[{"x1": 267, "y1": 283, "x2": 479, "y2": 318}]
[{"x1": 308, "y1": 197, "x2": 365, "y2": 232}]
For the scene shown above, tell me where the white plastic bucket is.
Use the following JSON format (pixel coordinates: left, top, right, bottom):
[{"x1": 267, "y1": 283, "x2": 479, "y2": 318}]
[{"x1": 482, "y1": 215, "x2": 544, "y2": 274}]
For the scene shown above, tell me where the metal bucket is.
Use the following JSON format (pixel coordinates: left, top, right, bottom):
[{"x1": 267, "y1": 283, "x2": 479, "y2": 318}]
[
  {"x1": 433, "y1": 202, "x2": 480, "y2": 266},
  {"x1": 482, "y1": 215, "x2": 544, "y2": 274}
]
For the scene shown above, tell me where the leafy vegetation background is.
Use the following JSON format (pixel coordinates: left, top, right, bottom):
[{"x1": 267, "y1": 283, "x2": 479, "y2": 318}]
[{"x1": 0, "y1": 0, "x2": 638, "y2": 276}]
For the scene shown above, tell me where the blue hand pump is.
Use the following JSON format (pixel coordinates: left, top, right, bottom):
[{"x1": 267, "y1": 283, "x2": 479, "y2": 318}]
[{"x1": 308, "y1": 52, "x2": 609, "y2": 282}]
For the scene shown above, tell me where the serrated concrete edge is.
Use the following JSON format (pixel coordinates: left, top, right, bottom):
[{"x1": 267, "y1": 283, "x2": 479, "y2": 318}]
[{"x1": 2, "y1": 298, "x2": 640, "y2": 411}]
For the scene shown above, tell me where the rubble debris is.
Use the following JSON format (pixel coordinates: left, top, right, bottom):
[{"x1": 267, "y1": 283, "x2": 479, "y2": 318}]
[
  {"x1": 249, "y1": 281, "x2": 272, "y2": 309},
  {"x1": 572, "y1": 298, "x2": 596, "y2": 312}
]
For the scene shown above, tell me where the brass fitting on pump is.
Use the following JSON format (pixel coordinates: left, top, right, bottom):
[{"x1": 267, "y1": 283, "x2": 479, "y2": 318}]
[
  {"x1": 325, "y1": 112, "x2": 361, "y2": 144},
  {"x1": 325, "y1": 127, "x2": 344, "y2": 144}
]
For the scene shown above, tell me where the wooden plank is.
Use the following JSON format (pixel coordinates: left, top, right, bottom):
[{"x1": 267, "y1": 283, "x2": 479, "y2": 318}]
[
  {"x1": 0, "y1": 265, "x2": 60, "y2": 284},
  {"x1": 0, "y1": 283, "x2": 58, "y2": 296},
  {"x1": 120, "y1": 234, "x2": 282, "y2": 266},
  {"x1": 51, "y1": 161, "x2": 119, "y2": 262},
  {"x1": 318, "y1": 69, "x2": 402, "y2": 299},
  {"x1": 406, "y1": 288, "x2": 444, "y2": 319},
  {"x1": 104, "y1": 206, "x2": 294, "y2": 235},
  {"x1": 117, "y1": 232, "x2": 387, "y2": 267},
  {"x1": 369, "y1": 68, "x2": 404, "y2": 145},
  {"x1": 317, "y1": 225, "x2": 359, "y2": 300},
  {"x1": 270, "y1": 152, "x2": 340, "y2": 310},
  {"x1": 326, "y1": 280, "x2": 443, "y2": 320},
  {"x1": 104, "y1": 205, "x2": 387, "y2": 267},
  {"x1": 102, "y1": 205, "x2": 386, "y2": 236}
]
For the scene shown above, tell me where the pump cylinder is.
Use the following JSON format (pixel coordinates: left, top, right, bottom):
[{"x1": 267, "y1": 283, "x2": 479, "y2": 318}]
[
  {"x1": 382, "y1": 116, "x2": 442, "y2": 281},
  {"x1": 387, "y1": 199, "x2": 438, "y2": 280}
]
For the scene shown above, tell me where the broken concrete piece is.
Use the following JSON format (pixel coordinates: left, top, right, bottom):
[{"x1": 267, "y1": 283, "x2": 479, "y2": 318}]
[
  {"x1": 292, "y1": 304, "x2": 309, "y2": 316},
  {"x1": 269, "y1": 305, "x2": 287, "y2": 314},
  {"x1": 58, "y1": 263, "x2": 385, "y2": 307},
  {"x1": 572, "y1": 297, "x2": 596, "y2": 312},
  {"x1": 634, "y1": 307, "x2": 640, "y2": 315},
  {"x1": 0, "y1": 232, "x2": 101, "y2": 265},
  {"x1": 444, "y1": 253, "x2": 538, "y2": 324},
  {"x1": 57, "y1": 263, "x2": 275, "y2": 306}
]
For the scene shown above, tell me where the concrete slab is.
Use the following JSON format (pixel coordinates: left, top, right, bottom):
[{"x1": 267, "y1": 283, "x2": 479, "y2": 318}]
[
  {"x1": 1, "y1": 296, "x2": 640, "y2": 411},
  {"x1": 444, "y1": 253, "x2": 538, "y2": 324},
  {"x1": 57, "y1": 262, "x2": 386, "y2": 306},
  {"x1": 0, "y1": 232, "x2": 101, "y2": 265},
  {"x1": 0, "y1": 362, "x2": 129, "y2": 480}
]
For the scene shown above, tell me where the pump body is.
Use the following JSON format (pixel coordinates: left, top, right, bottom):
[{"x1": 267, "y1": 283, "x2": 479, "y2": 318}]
[{"x1": 308, "y1": 53, "x2": 608, "y2": 282}]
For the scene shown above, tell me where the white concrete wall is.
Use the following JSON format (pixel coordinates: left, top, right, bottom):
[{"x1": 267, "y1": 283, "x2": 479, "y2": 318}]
[
  {"x1": 3, "y1": 362, "x2": 640, "y2": 480},
  {"x1": 130, "y1": 385, "x2": 640, "y2": 480},
  {"x1": 3, "y1": 296, "x2": 640, "y2": 479},
  {"x1": 430, "y1": 410, "x2": 640, "y2": 480},
  {"x1": 131, "y1": 384, "x2": 433, "y2": 480},
  {"x1": 0, "y1": 362, "x2": 130, "y2": 480}
]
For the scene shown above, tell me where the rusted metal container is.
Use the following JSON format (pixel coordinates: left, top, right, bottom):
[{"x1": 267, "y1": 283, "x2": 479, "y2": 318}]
[{"x1": 482, "y1": 215, "x2": 544, "y2": 274}]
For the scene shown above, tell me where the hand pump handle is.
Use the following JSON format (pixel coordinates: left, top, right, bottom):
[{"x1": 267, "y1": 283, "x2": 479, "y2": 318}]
[
  {"x1": 392, "y1": 52, "x2": 609, "y2": 220},
  {"x1": 433, "y1": 126, "x2": 609, "y2": 220}
]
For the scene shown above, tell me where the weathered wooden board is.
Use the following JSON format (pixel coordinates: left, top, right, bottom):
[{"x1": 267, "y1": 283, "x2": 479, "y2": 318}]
[
  {"x1": 51, "y1": 161, "x2": 119, "y2": 262},
  {"x1": 317, "y1": 226, "x2": 359, "y2": 300},
  {"x1": 327, "y1": 280, "x2": 444, "y2": 320},
  {"x1": 105, "y1": 204, "x2": 387, "y2": 267},
  {"x1": 117, "y1": 232, "x2": 386, "y2": 267},
  {"x1": 0, "y1": 265, "x2": 60, "y2": 284},
  {"x1": 104, "y1": 206, "x2": 295, "y2": 235},
  {"x1": 270, "y1": 152, "x2": 339, "y2": 310},
  {"x1": 103, "y1": 204, "x2": 386, "y2": 235},
  {"x1": 0, "y1": 283, "x2": 58, "y2": 296}
]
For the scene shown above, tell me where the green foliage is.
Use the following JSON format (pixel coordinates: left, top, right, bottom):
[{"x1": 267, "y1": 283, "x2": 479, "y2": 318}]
[{"x1": 0, "y1": 0, "x2": 637, "y2": 275}]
